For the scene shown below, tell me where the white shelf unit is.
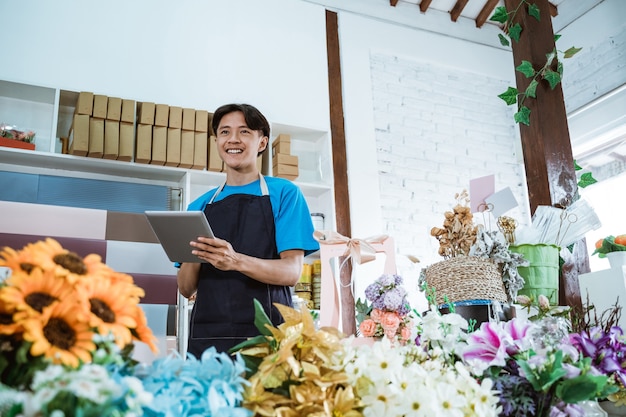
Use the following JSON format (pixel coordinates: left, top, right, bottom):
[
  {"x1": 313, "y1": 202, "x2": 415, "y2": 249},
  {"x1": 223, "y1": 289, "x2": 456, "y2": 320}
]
[{"x1": 0, "y1": 78, "x2": 336, "y2": 231}]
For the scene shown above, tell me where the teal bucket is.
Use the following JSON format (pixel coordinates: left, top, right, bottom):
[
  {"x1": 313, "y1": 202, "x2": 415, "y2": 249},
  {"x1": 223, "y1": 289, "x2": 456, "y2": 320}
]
[{"x1": 509, "y1": 244, "x2": 560, "y2": 305}]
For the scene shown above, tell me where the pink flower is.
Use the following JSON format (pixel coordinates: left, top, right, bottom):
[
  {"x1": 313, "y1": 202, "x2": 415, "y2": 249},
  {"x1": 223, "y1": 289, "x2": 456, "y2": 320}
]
[
  {"x1": 359, "y1": 319, "x2": 377, "y2": 337},
  {"x1": 381, "y1": 311, "x2": 401, "y2": 333},
  {"x1": 504, "y1": 318, "x2": 533, "y2": 355},
  {"x1": 538, "y1": 294, "x2": 550, "y2": 310},
  {"x1": 400, "y1": 325, "x2": 412, "y2": 342},
  {"x1": 370, "y1": 308, "x2": 384, "y2": 323},
  {"x1": 462, "y1": 322, "x2": 509, "y2": 368},
  {"x1": 516, "y1": 295, "x2": 531, "y2": 305}
]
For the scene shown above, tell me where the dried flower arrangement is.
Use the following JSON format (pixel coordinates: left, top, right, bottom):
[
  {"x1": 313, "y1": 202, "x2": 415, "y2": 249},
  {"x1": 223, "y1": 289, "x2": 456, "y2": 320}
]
[{"x1": 430, "y1": 190, "x2": 478, "y2": 259}]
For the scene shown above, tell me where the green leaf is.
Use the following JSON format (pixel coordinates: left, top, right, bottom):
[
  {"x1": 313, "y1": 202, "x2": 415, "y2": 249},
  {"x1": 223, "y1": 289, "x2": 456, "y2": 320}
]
[
  {"x1": 498, "y1": 87, "x2": 519, "y2": 105},
  {"x1": 574, "y1": 160, "x2": 583, "y2": 171},
  {"x1": 528, "y1": 3, "x2": 541, "y2": 20},
  {"x1": 509, "y1": 23, "x2": 523, "y2": 42},
  {"x1": 516, "y1": 60, "x2": 536, "y2": 77},
  {"x1": 557, "y1": 61, "x2": 564, "y2": 76},
  {"x1": 556, "y1": 375, "x2": 609, "y2": 403},
  {"x1": 578, "y1": 172, "x2": 598, "y2": 188},
  {"x1": 253, "y1": 298, "x2": 274, "y2": 336},
  {"x1": 554, "y1": 34, "x2": 562, "y2": 42},
  {"x1": 545, "y1": 50, "x2": 557, "y2": 66},
  {"x1": 543, "y1": 69, "x2": 561, "y2": 89},
  {"x1": 498, "y1": 33, "x2": 510, "y2": 47},
  {"x1": 525, "y1": 79, "x2": 539, "y2": 98},
  {"x1": 564, "y1": 46, "x2": 583, "y2": 58},
  {"x1": 490, "y1": 6, "x2": 509, "y2": 23},
  {"x1": 514, "y1": 106, "x2": 531, "y2": 125}
]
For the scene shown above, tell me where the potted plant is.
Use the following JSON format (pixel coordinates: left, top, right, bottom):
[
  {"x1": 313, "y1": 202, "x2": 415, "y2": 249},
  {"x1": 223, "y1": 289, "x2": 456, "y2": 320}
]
[{"x1": 593, "y1": 235, "x2": 626, "y2": 269}]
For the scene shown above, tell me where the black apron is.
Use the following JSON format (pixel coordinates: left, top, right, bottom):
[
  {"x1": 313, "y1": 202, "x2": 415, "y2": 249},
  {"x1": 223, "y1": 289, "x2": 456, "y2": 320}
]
[{"x1": 187, "y1": 176, "x2": 292, "y2": 357}]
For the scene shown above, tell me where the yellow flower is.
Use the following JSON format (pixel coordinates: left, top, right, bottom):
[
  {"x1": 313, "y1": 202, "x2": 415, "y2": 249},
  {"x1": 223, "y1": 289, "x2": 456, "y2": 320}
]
[
  {"x1": 21, "y1": 300, "x2": 96, "y2": 367},
  {"x1": 75, "y1": 275, "x2": 143, "y2": 349},
  {"x1": 240, "y1": 303, "x2": 361, "y2": 417},
  {"x1": 0, "y1": 268, "x2": 78, "y2": 317}
]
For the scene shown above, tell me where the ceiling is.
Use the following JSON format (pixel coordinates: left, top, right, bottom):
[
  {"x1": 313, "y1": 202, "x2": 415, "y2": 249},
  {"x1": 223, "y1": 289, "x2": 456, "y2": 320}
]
[
  {"x1": 310, "y1": 0, "x2": 625, "y2": 174},
  {"x1": 390, "y1": 0, "x2": 563, "y2": 28}
]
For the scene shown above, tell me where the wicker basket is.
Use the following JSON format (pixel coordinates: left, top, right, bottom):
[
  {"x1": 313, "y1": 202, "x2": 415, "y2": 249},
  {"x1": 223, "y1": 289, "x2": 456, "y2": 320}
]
[{"x1": 424, "y1": 256, "x2": 507, "y2": 305}]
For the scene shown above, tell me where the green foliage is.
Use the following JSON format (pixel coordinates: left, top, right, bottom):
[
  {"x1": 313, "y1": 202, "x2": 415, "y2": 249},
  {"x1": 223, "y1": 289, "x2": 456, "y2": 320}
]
[
  {"x1": 492, "y1": 1, "x2": 582, "y2": 126},
  {"x1": 355, "y1": 297, "x2": 372, "y2": 324},
  {"x1": 574, "y1": 159, "x2": 598, "y2": 189}
]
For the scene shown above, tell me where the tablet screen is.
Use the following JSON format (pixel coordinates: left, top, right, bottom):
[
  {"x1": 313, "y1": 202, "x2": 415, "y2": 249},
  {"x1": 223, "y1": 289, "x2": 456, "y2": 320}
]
[{"x1": 145, "y1": 211, "x2": 215, "y2": 263}]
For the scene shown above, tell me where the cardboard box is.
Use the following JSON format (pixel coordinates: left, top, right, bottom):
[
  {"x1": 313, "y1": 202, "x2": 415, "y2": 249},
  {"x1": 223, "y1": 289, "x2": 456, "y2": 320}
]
[
  {"x1": 75, "y1": 92, "x2": 94, "y2": 115},
  {"x1": 192, "y1": 131, "x2": 208, "y2": 170},
  {"x1": 273, "y1": 162, "x2": 299, "y2": 180},
  {"x1": 137, "y1": 102, "x2": 155, "y2": 125},
  {"x1": 69, "y1": 114, "x2": 90, "y2": 156},
  {"x1": 207, "y1": 135, "x2": 223, "y2": 172},
  {"x1": 272, "y1": 134, "x2": 291, "y2": 156},
  {"x1": 154, "y1": 104, "x2": 169, "y2": 127},
  {"x1": 103, "y1": 120, "x2": 120, "y2": 159},
  {"x1": 195, "y1": 110, "x2": 209, "y2": 133},
  {"x1": 134, "y1": 123, "x2": 152, "y2": 164},
  {"x1": 179, "y1": 130, "x2": 195, "y2": 168},
  {"x1": 151, "y1": 125, "x2": 167, "y2": 165},
  {"x1": 93, "y1": 95, "x2": 108, "y2": 119},
  {"x1": 121, "y1": 99, "x2": 135, "y2": 123},
  {"x1": 165, "y1": 128, "x2": 181, "y2": 167},
  {"x1": 168, "y1": 106, "x2": 182, "y2": 129},
  {"x1": 272, "y1": 153, "x2": 298, "y2": 166},
  {"x1": 106, "y1": 97, "x2": 122, "y2": 121},
  {"x1": 118, "y1": 122, "x2": 134, "y2": 161},
  {"x1": 88, "y1": 117, "x2": 105, "y2": 158},
  {"x1": 182, "y1": 108, "x2": 195, "y2": 131}
]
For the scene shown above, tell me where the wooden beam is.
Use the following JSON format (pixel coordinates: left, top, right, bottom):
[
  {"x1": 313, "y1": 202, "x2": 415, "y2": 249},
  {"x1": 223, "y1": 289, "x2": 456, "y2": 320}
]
[
  {"x1": 419, "y1": 0, "x2": 433, "y2": 13},
  {"x1": 549, "y1": 2, "x2": 558, "y2": 17},
  {"x1": 450, "y1": 0, "x2": 469, "y2": 22},
  {"x1": 503, "y1": 0, "x2": 586, "y2": 310},
  {"x1": 326, "y1": 10, "x2": 356, "y2": 336},
  {"x1": 476, "y1": 0, "x2": 500, "y2": 28}
]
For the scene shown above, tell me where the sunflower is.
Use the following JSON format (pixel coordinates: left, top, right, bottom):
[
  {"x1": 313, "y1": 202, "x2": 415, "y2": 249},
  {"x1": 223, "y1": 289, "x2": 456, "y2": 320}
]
[
  {"x1": 0, "y1": 242, "x2": 41, "y2": 275},
  {"x1": 131, "y1": 304, "x2": 158, "y2": 352},
  {"x1": 0, "y1": 268, "x2": 81, "y2": 318},
  {"x1": 21, "y1": 300, "x2": 96, "y2": 367},
  {"x1": 75, "y1": 275, "x2": 144, "y2": 348},
  {"x1": 0, "y1": 293, "x2": 22, "y2": 336}
]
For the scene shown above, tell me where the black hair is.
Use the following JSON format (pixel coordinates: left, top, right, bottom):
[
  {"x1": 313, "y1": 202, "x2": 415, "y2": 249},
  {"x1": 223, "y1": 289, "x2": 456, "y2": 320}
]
[{"x1": 211, "y1": 103, "x2": 270, "y2": 139}]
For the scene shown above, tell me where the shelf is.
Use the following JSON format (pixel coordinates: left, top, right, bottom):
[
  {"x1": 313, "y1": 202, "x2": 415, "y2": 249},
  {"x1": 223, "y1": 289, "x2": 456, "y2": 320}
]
[{"x1": 0, "y1": 80, "x2": 55, "y2": 105}]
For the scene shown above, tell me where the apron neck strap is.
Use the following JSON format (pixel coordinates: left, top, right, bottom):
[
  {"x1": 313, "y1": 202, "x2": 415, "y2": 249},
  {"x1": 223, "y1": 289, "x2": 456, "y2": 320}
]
[{"x1": 209, "y1": 173, "x2": 268, "y2": 204}]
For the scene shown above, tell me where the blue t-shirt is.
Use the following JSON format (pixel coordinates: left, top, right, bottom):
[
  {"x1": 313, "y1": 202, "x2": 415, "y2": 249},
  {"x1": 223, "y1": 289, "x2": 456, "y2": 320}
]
[{"x1": 187, "y1": 176, "x2": 319, "y2": 256}]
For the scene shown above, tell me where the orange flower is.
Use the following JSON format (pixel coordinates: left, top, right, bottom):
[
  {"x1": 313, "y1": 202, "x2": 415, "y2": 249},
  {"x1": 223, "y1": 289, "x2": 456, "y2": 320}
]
[
  {"x1": 359, "y1": 319, "x2": 377, "y2": 337},
  {"x1": 380, "y1": 311, "x2": 401, "y2": 333},
  {"x1": 0, "y1": 268, "x2": 79, "y2": 318},
  {"x1": 370, "y1": 308, "x2": 384, "y2": 323},
  {"x1": 75, "y1": 275, "x2": 142, "y2": 348},
  {"x1": 21, "y1": 301, "x2": 96, "y2": 367}
]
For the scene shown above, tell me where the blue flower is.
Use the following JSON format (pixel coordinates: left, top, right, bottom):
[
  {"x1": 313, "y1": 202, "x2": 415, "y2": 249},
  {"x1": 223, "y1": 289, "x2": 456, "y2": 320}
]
[{"x1": 138, "y1": 348, "x2": 251, "y2": 417}]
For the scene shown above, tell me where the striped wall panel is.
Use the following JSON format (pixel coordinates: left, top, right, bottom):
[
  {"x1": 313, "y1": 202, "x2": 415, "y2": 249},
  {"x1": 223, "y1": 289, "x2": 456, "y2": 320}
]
[{"x1": 0, "y1": 201, "x2": 178, "y2": 306}]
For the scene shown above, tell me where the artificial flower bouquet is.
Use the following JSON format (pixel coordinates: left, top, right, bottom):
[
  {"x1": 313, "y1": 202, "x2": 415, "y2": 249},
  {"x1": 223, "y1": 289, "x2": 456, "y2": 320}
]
[
  {"x1": 355, "y1": 273, "x2": 413, "y2": 345},
  {"x1": 0, "y1": 238, "x2": 251, "y2": 417},
  {"x1": 0, "y1": 123, "x2": 35, "y2": 143},
  {"x1": 593, "y1": 234, "x2": 626, "y2": 257}
]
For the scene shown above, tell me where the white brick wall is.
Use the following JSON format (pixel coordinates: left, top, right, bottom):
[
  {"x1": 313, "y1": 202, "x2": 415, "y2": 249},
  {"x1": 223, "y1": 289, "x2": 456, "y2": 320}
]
[
  {"x1": 562, "y1": 25, "x2": 626, "y2": 113},
  {"x1": 370, "y1": 53, "x2": 531, "y2": 270}
]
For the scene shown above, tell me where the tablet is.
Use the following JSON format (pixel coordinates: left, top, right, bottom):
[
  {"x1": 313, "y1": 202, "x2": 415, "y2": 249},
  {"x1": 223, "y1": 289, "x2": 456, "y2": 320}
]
[{"x1": 145, "y1": 210, "x2": 215, "y2": 263}]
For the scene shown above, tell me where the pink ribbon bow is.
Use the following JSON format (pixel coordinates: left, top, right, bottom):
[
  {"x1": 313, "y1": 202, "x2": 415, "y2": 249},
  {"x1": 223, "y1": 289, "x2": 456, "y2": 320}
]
[{"x1": 313, "y1": 230, "x2": 389, "y2": 265}]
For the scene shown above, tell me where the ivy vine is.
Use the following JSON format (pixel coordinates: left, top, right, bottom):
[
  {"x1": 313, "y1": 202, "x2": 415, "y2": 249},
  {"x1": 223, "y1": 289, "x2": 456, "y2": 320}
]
[{"x1": 490, "y1": 1, "x2": 582, "y2": 126}]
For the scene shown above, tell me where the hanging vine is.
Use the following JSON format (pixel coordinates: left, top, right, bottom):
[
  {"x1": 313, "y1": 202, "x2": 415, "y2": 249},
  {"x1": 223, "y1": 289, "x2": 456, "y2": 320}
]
[{"x1": 490, "y1": 1, "x2": 582, "y2": 126}]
